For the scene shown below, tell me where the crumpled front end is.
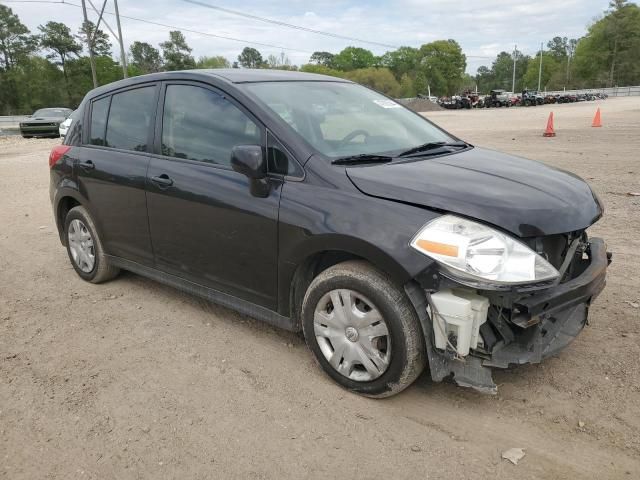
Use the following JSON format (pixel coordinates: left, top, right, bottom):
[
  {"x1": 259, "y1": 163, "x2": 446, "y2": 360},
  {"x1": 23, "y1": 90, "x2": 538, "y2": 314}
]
[{"x1": 406, "y1": 235, "x2": 610, "y2": 394}]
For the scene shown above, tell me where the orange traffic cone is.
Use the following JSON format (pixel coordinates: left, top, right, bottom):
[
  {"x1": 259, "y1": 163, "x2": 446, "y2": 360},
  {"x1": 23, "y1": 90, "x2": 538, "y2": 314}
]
[
  {"x1": 592, "y1": 108, "x2": 602, "y2": 127},
  {"x1": 543, "y1": 112, "x2": 556, "y2": 137}
]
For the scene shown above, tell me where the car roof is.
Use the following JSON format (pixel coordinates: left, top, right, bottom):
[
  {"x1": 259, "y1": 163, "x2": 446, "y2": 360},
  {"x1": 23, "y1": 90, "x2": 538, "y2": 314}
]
[
  {"x1": 85, "y1": 68, "x2": 352, "y2": 100},
  {"x1": 197, "y1": 68, "x2": 351, "y2": 83}
]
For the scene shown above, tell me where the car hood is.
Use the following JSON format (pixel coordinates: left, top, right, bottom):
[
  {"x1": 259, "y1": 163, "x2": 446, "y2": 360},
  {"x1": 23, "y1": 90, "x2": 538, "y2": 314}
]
[{"x1": 345, "y1": 147, "x2": 603, "y2": 237}]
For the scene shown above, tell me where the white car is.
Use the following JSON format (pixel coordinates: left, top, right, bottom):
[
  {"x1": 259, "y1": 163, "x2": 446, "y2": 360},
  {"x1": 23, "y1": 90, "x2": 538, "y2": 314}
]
[{"x1": 59, "y1": 110, "x2": 77, "y2": 137}]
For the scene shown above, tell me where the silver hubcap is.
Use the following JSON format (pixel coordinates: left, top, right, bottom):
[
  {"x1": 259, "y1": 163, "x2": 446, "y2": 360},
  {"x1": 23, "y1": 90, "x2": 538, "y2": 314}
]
[
  {"x1": 68, "y1": 219, "x2": 95, "y2": 273},
  {"x1": 314, "y1": 289, "x2": 391, "y2": 382}
]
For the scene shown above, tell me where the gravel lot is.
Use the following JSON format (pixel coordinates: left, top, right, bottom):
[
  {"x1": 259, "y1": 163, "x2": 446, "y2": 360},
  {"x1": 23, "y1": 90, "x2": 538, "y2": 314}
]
[{"x1": 1, "y1": 97, "x2": 639, "y2": 479}]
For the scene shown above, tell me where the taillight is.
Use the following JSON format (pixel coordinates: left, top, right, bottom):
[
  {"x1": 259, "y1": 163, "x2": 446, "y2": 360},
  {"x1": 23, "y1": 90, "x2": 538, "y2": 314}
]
[{"x1": 49, "y1": 145, "x2": 71, "y2": 168}]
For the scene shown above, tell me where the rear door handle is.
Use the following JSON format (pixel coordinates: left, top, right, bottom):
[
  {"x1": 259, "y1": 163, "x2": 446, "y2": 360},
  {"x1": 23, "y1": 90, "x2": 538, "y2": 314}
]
[
  {"x1": 78, "y1": 160, "x2": 95, "y2": 170},
  {"x1": 150, "y1": 174, "x2": 174, "y2": 187}
]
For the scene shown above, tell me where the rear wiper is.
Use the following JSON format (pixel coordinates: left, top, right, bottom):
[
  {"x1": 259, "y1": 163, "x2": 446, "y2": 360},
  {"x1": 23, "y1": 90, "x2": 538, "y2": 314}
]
[
  {"x1": 398, "y1": 141, "x2": 468, "y2": 157},
  {"x1": 331, "y1": 154, "x2": 394, "y2": 165}
]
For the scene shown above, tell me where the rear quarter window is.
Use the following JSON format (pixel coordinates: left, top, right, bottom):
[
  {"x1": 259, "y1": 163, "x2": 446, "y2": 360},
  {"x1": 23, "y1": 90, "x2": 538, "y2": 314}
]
[
  {"x1": 105, "y1": 86, "x2": 156, "y2": 152},
  {"x1": 89, "y1": 97, "x2": 110, "y2": 146}
]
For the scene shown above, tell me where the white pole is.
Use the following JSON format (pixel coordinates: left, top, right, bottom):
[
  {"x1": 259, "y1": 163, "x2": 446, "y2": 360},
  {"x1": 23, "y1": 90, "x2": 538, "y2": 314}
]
[
  {"x1": 512, "y1": 44, "x2": 517, "y2": 93},
  {"x1": 113, "y1": 0, "x2": 128, "y2": 78},
  {"x1": 537, "y1": 42, "x2": 543, "y2": 91},
  {"x1": 81, "y1": 0, "x2": 98, "y2": 88}
]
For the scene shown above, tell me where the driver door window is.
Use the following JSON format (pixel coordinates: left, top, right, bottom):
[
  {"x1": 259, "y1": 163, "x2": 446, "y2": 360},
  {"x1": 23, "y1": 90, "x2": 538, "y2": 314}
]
[{"x1": 161, "y1": 84, "x2": 261, "y2": 166}]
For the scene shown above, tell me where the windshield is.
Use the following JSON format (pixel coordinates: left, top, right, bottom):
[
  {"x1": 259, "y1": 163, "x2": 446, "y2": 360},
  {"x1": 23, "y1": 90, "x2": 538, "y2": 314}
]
[
  {"x1": 242, "y1": 81, "x2": 453, "y2": 158},
  {"x1": 33, "y1": 108, "x2": 70, "y2": 118}
]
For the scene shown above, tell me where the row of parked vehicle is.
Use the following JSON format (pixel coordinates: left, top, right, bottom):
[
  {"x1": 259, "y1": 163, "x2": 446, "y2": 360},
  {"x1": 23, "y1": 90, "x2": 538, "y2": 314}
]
[{"x1": 435, "y1": 90, "x2": 608, "y2": 110}]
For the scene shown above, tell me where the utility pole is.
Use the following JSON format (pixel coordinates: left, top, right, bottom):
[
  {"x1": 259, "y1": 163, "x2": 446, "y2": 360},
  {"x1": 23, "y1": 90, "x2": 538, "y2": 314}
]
[
  {"x1": 81, "y1": 0, "x2": 98, "y2": 88},
  {"x1": 537, "y1": 42, "x2": 543, "y2": 91},
  {"x1": 113, "y1": 0, "x2": 128, "y2": 78},
  {"x1": 511, "y1": 44, "x2": 517, "y2": 93}
]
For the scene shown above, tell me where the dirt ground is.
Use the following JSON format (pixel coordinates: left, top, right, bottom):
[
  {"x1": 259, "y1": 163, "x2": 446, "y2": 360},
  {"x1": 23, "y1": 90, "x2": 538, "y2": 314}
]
[{"x1": 1, "y1": 97, "x2": 639, "y2": 479}]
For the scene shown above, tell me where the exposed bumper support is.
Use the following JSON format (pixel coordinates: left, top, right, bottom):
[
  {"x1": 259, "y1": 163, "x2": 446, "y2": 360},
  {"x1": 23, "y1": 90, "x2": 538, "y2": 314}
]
[{"x1": 406, "y1": 238, "x2": 609, "y2": 394}]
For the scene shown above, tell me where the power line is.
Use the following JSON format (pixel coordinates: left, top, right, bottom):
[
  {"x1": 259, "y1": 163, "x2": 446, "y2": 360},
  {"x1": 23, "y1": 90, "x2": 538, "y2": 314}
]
[
  {"x1": 0, "y1": 0, "x2": 496, "y2": 59},
  {"x1": 182, "y1": 0, "x2": 495, "y2": 58},
  {"x1": 183, "y1": 0, "x2": 401, "y2": 50},
  {"x1": 0, "y1": 0, "x2": 314, "y2": 54}
]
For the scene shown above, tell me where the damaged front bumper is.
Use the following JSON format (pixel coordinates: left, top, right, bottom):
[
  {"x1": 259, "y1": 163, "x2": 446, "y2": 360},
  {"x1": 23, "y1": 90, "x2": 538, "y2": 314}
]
[{"x1": 406, "y1": 238, "x2": 610, "y2": 394}]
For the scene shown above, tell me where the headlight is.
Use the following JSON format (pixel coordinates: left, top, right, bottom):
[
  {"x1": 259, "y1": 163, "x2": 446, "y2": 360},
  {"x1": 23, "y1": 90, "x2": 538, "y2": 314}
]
[{"x1": 410, "y1": 215, "x2": 559, "y2": 286}]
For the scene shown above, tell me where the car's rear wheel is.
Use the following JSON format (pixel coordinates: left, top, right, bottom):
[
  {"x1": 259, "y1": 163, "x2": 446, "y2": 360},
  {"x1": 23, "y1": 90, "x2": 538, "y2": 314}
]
[
  {"x1": 302, "y1": 260, "x2": 425, "y2": 398},
  {"x1": 64, "y1": 206, "x2": 119, "y2": 283}
]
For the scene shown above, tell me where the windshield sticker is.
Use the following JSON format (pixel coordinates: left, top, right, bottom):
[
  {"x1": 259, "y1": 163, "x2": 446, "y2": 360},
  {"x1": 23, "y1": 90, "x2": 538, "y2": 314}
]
[{"x1": 373, "y1": 99, "x2": 401, "y2": 109}]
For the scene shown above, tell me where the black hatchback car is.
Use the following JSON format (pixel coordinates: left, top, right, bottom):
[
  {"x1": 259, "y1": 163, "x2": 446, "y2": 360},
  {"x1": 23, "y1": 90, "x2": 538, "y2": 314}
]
[{"x1": 49, "y1": 69, "x2": 609, "y2": 397}]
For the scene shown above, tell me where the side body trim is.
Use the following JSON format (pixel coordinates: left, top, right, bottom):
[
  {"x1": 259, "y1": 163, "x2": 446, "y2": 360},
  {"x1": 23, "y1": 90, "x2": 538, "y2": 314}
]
[{"x1": 106, "y1": 255, "x2": 297, "y2": 332}]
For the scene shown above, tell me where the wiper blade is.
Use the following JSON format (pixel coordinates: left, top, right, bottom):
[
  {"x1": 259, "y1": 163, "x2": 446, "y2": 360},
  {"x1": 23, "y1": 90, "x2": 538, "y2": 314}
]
[
  {"x1": 398, "y1": 141, "x2": 468, "y2": 157},
  {"x1": 331, "y1": 154, "x2": 394, "y2": 165}
]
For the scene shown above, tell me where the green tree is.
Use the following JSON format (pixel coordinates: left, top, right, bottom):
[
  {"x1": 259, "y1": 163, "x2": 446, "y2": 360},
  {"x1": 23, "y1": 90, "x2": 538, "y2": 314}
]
[
  {"x1": 343, "y1": 67, "x2": 401, "y2": 96},
  {"x1": 475, "y1": 65, "x2": 494, "y2": 93},
  {"x1": 1, "y1": 56, "x2": 64, "y2": 114},
  {"x1": 482, "y1": 50, "x2": 530, "y2": 92},
  {"x1": 129, "y1": 41, "x2": 162, "y2": 73},
  {"x1": 380, "y1": 46, "x2": 419, "y2": 81},
  {"x1": 196, "y1": 55, "x2": 230, "y2": 69},
  {"x1": 417, "y1": 40, "x2": 466, "y2": 96},
  {"x1": 398, "y1": 73, "x2": 416, "y2": 97},
  {"x1": 309, "y1": 51, "x2": 334, "y2": 67},
  {"x1": 573, "y1": 0, "x2": 640, "y2": 87},
  {"x1": 299, "y1": 63, "x2": 344, "y2": 77},
  {"x1": 38, "y1": 21, "x2": 82, "y2": 102},
  {"x1": 332, "y1": 46, "x2": 376, "y2": 71},
  {"x1": 0, "y1": 5, "x2": 37, "y2": 70},
  {"x1": 77, "y1": 20, "x2": 111, "y2": 57},
  {"x1": 547, "y1": 36, "x2": 569, "y2": 58},
  {"x1": 522, "y1": 53, "x2": 561, "y2": 90},
  {"x1": 67, "y1": 55, "x2": 122, "y2": 104},
  {"x1": 160, "y1": 31, "x2": 195, "y2": 71},
  {"x1": 238, "y1": 47, "x2": 263, "y2": 68}
]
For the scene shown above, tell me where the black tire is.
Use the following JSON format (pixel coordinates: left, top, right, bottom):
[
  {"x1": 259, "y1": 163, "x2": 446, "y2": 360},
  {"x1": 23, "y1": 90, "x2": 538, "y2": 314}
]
[
  {"x1": 64, "y1": 206, "x2": 119, "y2": 283},
  {"x1": 21, "y1": 135, "x2": 32, "y2": 139},
  {"x1": 301, "y1": 260, "x2": 425, "y2": 398}
]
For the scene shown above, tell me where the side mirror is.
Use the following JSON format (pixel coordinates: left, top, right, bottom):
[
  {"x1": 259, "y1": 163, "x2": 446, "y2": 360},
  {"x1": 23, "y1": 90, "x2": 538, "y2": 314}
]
[{"x1": 231, "y1": 145, "x2": 266, "y2": 180}]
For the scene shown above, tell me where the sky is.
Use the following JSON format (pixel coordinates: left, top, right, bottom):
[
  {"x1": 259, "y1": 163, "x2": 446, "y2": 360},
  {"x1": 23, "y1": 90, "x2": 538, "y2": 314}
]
[{"x1": 3, "y1": 0, "x2": 616, "y2": 73}]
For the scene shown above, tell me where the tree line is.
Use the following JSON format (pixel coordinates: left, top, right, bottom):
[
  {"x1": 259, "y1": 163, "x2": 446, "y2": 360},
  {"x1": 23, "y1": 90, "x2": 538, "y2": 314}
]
[{"x1": 0, "y1": 0, "x2": 638, "y2": 115}]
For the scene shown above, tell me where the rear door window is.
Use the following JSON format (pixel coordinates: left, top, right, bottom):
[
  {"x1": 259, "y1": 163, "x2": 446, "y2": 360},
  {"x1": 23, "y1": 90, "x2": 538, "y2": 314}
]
[
  {"x1": 105, "y1": 86, "x2": 156, "y2": 152},
  {"x1": 160, "y1": 84, "x2": 261, "y2": 166},
  {"x1": 89, "y1": 96, "x2": 110, "y2": 146}
]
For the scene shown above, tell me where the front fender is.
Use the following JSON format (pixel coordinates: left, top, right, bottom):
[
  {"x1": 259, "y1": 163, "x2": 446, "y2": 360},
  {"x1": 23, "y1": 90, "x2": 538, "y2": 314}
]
[{"x1": 276, "y1": 178, "x2": 440, "y2": 317}]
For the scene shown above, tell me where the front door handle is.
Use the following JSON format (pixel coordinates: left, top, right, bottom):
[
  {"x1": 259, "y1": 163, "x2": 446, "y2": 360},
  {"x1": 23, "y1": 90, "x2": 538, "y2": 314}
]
[
  {"x1": 150, "y1": 174, "x2": 174, "y2": 187},
  {"x1": 79, "y1": 160, "x2": 95, "y2": 170}
]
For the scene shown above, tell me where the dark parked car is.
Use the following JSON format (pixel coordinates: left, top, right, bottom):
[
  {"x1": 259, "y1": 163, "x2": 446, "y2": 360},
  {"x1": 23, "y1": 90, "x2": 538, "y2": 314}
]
[
  {"x1": 49, "y1": 70, "x2": 609, "y2": 397},
  {"x1": 20, "y1": 107, "x2": 73, "y2": 138}
]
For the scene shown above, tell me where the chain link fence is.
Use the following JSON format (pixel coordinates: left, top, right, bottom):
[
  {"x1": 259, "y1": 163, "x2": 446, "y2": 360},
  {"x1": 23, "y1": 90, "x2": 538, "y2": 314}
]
[{"x1": 537, "y1": 86, "x2": 639, "y2": 97}]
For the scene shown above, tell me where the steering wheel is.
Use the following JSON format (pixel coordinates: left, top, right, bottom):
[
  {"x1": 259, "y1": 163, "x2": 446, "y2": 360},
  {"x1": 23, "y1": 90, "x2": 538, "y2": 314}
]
[{"x1": 338, "y1": 129, "x2": 370, "y2": 147}]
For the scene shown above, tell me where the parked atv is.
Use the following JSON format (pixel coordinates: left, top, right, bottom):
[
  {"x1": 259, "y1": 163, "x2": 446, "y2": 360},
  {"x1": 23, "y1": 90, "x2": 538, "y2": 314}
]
[
  {"x1": 485, "y1": 89, "x2": 510, "y2": 108},
  {"x1": 521, "y1": 89, "x2": 538, "y2": 107}
]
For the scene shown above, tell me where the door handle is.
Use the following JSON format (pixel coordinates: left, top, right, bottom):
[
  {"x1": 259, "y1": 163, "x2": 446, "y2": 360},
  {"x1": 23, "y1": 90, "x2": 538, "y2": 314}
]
[
  {"x1": 78, "y1": 160, "x2": 95, "y2": 170},
  {"x1": 150, "y1": 174, "x2": 174, "y2": 187}
]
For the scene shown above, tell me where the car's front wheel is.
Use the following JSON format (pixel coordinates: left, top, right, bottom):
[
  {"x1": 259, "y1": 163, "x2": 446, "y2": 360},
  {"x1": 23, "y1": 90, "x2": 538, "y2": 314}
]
[
  {"x1": 302, "y1": 260, "x2": 425, "y2": 398},
  {"x1": 64, "y1": 206, "x2": 119, "y2": 283}
]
